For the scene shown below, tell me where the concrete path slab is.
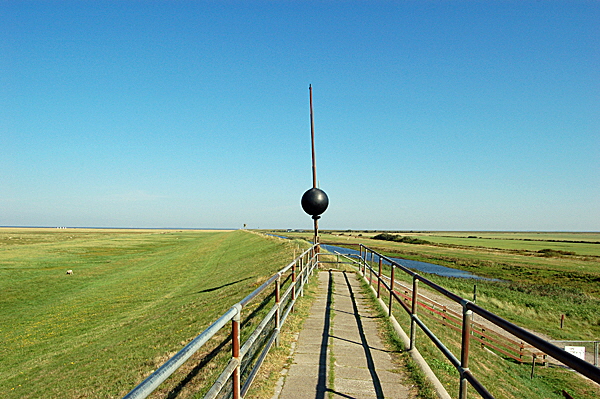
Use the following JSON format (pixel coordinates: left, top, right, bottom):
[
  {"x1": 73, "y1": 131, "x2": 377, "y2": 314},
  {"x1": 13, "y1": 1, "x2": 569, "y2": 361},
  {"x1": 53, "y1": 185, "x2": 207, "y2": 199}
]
[{"x1": 275, "y1": 270, "x2": 411, "y2": 399}]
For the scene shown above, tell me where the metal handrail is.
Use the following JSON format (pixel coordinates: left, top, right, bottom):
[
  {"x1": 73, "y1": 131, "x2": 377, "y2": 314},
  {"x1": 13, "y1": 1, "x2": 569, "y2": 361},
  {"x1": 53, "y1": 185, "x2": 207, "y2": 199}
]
[
  {"x1": 375, "y1": 271, "x2": 533, "y2": 363},
  {"x1": 123, "y1": 244, "x2": 321, "y2": 399},
  {"x1": 357, "y1": 244, "x2": 600, "y2": 399}
]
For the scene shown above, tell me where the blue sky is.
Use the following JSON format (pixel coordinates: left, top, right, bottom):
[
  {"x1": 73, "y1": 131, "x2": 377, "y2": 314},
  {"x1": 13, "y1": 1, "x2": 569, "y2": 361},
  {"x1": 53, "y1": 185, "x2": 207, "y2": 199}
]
[{"x1": 2, "y1": 1, "x2": 599, "y2": 231}]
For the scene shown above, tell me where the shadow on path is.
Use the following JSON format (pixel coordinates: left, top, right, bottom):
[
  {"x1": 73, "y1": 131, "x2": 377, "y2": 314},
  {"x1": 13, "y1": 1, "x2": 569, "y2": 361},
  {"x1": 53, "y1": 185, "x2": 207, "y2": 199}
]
[
  {"x1": 316, "y1": 270, "x2": 334, "y2": 399},
  {"x1": 341, "y1": 271, "x2": 384, "y2": 399}
]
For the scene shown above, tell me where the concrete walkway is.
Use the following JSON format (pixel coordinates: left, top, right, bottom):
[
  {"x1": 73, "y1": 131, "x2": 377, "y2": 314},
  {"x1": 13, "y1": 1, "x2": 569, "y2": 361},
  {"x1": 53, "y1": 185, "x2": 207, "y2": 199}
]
[{"x1": 276, "y1": 270, "x2": 412, "y2": 399}]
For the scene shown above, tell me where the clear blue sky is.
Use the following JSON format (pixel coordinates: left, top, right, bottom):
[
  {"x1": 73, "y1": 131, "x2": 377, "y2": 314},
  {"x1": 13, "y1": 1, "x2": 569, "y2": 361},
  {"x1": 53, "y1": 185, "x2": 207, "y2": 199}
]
[{"x1": 2, "y1": 1, "x2": 598, "y2": 231}]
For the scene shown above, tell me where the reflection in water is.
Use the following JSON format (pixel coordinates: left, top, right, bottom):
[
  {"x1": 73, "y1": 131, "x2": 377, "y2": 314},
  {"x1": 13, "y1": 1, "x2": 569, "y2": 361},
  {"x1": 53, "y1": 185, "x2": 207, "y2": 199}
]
[{"x1": 321, "y1": 244, "x2": 499, "y2": 281}]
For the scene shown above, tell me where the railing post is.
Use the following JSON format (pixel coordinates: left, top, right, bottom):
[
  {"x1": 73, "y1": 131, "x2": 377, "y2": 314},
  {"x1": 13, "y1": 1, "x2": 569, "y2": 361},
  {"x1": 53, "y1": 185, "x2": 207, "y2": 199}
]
[
  {"x1": 368, "y1": 251, "x2": 373, "y2": 285},
  {"x1": 362, "y1": 247, "x2": 367, "y2": 275},
  {"x1": 299, "y1": 256, "x2": 304, "y2": 297},
  {"x1": 388, "y1": 264, "x2": 395, "y2": 317},
  {"x1": 275, "y1": 275, "x2": 281, "y2": 346},
  {"x1": 361, "y1": 248, "x2": 365, "y2": 275},
  {"x1": 410, "y1": 277, "x2": 418, "y2": 350},
  {"x1": 232, "y1": 306, "x2": 241, "y2": 399},
  {"x1": 292, "y1": 261, "x2": 296, "y2": 307},
  {"x1": 459, "y1": 306, "x2": 473, "y2": 399},
  {"x1": 359, "y1": 245, "x2": 364, "y2": 275},
  {"x1": 377, "y1": 257, "x2": 382, "y2": 298}
]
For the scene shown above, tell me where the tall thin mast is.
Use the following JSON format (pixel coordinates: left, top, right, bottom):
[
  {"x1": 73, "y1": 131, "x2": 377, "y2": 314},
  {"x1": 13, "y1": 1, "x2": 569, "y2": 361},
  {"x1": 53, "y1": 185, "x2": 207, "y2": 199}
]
[
  {"x1": 301, "y1": 85, "x2": 328, "y2": 251},
  {"x1": 309, "y1": 85, "x2": 319, "y2": 246},
  {"x1": 309, "y1": 84, "x2": 317, "y2": 189}
]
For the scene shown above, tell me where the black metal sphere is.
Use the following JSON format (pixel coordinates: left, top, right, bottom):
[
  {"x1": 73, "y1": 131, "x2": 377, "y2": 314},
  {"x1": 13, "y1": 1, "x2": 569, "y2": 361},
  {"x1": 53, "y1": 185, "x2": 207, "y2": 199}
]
[{"x1": 301, "y1": 188, "x2": 329, "y2": 217}]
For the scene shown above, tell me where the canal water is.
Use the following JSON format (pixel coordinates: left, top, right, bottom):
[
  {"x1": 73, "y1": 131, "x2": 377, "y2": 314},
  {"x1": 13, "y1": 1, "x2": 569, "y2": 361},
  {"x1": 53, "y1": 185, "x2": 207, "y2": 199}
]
[
  {"x1": 321, "y1": 243, "x2": 495, "y2": 280},
  {"x1": 269, "y1": 234, "x2": 495, "y2": 280}
]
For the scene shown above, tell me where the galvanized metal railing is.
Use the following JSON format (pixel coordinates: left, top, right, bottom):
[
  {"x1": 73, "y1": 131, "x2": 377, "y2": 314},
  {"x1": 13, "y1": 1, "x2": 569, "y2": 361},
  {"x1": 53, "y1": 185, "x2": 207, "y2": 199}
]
[
  {"x1": 123, "y1": 244, "x2": 321, "y2": 399},
  {"x1": 354, "y1": 245, "x2": 600, "y2": 399}
]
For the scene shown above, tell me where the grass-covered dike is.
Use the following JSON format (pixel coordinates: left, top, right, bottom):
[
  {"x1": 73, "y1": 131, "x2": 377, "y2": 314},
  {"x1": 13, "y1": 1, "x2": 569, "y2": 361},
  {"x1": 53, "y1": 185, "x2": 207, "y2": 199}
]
[{"x1": 0, "y1": 228, "x2": 302, "y2": 398}]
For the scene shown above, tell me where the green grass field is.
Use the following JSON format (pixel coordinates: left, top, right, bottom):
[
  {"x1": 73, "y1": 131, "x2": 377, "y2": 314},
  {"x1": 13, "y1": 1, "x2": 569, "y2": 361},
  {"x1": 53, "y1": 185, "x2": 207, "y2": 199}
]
[{"x1": 0, "y1": 229, "x2": 301, "y2": 398}]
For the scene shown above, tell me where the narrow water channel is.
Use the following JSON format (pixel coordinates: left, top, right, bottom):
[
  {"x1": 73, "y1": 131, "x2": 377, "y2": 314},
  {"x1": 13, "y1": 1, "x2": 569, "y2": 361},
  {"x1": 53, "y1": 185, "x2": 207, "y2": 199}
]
[
  {"x1": 269, "y1": 234, "x2": 495, "y2": 280},
  {"x1": 320, "y1": 244, "x2": 495, "y2": 280}
]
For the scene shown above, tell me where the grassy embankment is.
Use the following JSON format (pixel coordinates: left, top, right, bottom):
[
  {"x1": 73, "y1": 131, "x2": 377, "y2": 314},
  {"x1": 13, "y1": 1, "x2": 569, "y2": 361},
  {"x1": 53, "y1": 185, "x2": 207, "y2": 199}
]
[
  {"x1": 0, "y1": 229, "x2": 306, "y2": 399},
  {"x1": 270, "y1": 230, "x2": 600, "y2": 398}
]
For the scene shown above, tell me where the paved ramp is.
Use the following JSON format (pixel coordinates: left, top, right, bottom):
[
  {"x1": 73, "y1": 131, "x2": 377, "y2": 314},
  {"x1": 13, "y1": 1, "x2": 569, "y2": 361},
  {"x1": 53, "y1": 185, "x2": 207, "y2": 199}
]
[{"x1": 276, "y1": 270, "x2": 411, "y2": 399}]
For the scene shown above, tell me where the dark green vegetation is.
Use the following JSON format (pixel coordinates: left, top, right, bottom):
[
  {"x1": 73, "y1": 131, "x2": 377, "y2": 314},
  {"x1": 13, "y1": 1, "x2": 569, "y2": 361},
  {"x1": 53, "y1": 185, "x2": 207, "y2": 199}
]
[
  {"x1": 0, "y1": 229, "x2": 301, "y2": 398},
  {"x1": 372, "y1": 233, "x2": 432, "y2": 245}
]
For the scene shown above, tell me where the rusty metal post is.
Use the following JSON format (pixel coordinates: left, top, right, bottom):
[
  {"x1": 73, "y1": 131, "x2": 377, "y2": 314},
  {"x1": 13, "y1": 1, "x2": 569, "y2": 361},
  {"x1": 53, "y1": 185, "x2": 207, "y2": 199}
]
[
  {"x1": 313, "y1": 218, "x2": 320, "y2": 256},
  {"x1": 232, "y1": 306, "x2": 241, "y2": 399},
  {"x1": 459, "y1": 306, "x2": 473, "y2": 399},
  {"x1": 309, "y1": 85, "x2": 317, "y2": 190},
  {"x1": 410, "y1": 277, "x2": 419, "y2": 350},
  {"x1": 309, "y1": 85, "x2": 321, "y2": 254},
  {"x1": 377, "y1": 257, "x2": 382, "y2": 298},
  {"x1": 388, "y1": 264, "x2": 395, "y2": 317},
  {"x1": 531, "y1": 354, "x2": 537, "y2": 379}
]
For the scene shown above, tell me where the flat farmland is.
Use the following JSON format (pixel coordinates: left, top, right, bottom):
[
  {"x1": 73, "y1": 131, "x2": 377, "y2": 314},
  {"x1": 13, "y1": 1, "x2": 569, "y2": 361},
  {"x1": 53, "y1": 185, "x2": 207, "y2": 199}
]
[
  {"x1": 0, "y1": 229, "x2": 299, "y2": 398},
  {"x1": 397, "y1": 231, "x2": 600, "y2": 256},
  {"x1": 324, "y1": 231, "x2": 600, "y2": 256}
]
